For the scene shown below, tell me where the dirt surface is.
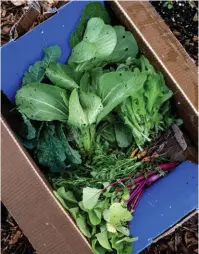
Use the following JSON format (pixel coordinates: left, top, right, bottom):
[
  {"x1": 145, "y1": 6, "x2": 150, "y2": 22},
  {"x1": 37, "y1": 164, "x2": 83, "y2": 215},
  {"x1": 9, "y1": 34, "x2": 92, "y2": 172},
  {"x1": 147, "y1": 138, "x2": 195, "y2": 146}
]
[
  {"x1": 142, "y1": 212, "x2": 198, "y2": 254},
  {"x1": 1, "y1": 203, "x2": 36, "y2": 254},
  {"x1": 151, "y1": 1, "x2": 198, "y2": 66}
]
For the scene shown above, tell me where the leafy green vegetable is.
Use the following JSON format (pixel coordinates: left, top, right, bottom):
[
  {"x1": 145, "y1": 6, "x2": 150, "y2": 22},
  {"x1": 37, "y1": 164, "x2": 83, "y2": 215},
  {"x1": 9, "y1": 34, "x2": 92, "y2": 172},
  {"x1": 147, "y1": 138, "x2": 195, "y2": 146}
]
[
  {"x1": 16, "y1": 83, "x2": 68, "y2": 122},
  {"x1": 96, "y1": 230, "x2": 112, "y2": 250},
  {"x1": 97, "y1": 71, "x2": 147, "y2": 123},
  {"x1": 70, "y1": 2, "x2": 111, "y2": 48},
  {"x1": 109, "y1": 202, "x2": 132, "y2": 226},
  {"x1": 46, "y1": 63, "x2": 79, "y2": 90},
  {"x1": 57, "y1": 187, "x2": 78, "y2": 204},
  {"x1": 114, "y1": 123, "x2": 132, "y2": 148},
  {"x1": 69, "y1": 17, "x2": 117, "y2": 70},
  {"x1": 35, "y1": 123, "x2": 81, "y2": 172},
  {"x1": 22, "y1": 46, "x2": 61, "y2": 86},
  {"x1": 107, "y1": 26, "x2": 139, "y2": 63},
  {"x1": 76, "y1": 215, "x2": 92, "y2": 238},
  {"x1": 83, "y1": 187, "x2": 101, "y2": 210}
]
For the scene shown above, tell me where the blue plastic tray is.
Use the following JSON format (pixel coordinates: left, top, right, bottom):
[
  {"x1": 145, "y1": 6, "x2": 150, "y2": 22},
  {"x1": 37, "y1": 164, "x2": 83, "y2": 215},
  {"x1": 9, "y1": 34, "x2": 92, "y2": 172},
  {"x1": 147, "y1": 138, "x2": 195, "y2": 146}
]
[{"x1": 1, "y1": 1, "x2": 198, "y2": 253}]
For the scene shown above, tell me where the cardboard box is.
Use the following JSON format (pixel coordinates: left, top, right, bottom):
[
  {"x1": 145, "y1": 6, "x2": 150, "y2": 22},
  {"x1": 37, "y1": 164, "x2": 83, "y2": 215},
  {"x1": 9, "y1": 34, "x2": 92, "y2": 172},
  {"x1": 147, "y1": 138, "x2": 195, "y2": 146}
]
[{"x1": 1, "y1": 1, "x2": 198, "y2": 254}]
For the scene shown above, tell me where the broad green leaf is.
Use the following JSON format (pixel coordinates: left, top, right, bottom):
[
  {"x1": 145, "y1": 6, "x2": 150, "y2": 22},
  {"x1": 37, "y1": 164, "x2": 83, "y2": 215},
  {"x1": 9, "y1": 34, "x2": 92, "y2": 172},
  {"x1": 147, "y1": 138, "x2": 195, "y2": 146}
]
[
  {"x1": 97, "y1": 71, "x2": 147, "y2": 123},
  {"x1": 109, "y1": 202, "x2": 132, "y2": 226},
  {"x1": 83, "y1": 187, "x2": 101, "y2": 210},
  {"x1": 80, "y1": 72, "x2": 90, "y2": 92},
  {"x1": 96, "y1": 230, "x2": 112, "y2": 250},
  {"x1": 69, "y1": 207, "x2": 79, "y2": 220},
  {"x1": 80, "y1": 91, "x2": 103, "y2": 124},
  {"x1": 103, "y1": 209, "x2": 110, "y2": 222},
  {"x1": 94, "y1": 208, "x2": 102, "y2": 220},
  {"x1": 114, "y1": 123, "x2": 132, "y2": 148},
  {"x1": 70, "y1": 2, "x2": 111, "y2": 48},
  {"x1": 54, "y1": 191, "x2": 69, "y2": 210},
  {"x1": 107, "y1": 26, "x2": 139, "y2": 63},
  {"x1": 46, "y1": 63, "x2": 79, "y2": 90},
  {"x1": 78, "y1": 201, "x2": 88, "y2": 212},
  {"x1": 76, "y1": 215, "x2": 91, "y2": 238},
  {"x1": 16, "y1": 83, "x2": 68, "y2": 122},
  {"x1": 69, "y1": 40, "x2": 97, "y2": 64},
  {"x1": 69, "y1": 17, "x2": 116, "y2": 66},
  {"x1": 43, "y1": 45, "x2": 61, "y2": 67},
  {"x1": 91, "y1": 238, "x2": 106, "y2": 254},
  {"x1": 94, "y1": 23, "x2": 117, "y2": 59},
  {"x1": 83, "y1": 17, "x2": 105, "y2": 43},
  {"x1": 57, "y1": 187, "x2": 78, "y2": 204},
  {"x1": 107, "y1": 223, "x2": 117, "y2": 233},
  {"x1": 88, "y1": 210, "x2": 101, "y2": 226},
  {"x1": 116, "y1": 236, "x2": 138, "y2": 244},
  {"x1": 68, "y1": 89, "x2": 88, "y2": 128},
  {"x1": 116, "y1": 226, "x2": 130, "y2": 236},
  {"x1": 91, "y1": 226, "x2": 97, "y2": 236}
]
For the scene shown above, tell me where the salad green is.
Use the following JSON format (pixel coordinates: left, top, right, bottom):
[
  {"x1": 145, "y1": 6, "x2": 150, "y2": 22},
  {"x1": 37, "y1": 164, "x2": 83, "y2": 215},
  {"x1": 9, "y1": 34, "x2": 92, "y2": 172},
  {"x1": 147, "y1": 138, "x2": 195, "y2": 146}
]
[{"x1": 13, "y1": 2, "x2": 182, "y2": 253}]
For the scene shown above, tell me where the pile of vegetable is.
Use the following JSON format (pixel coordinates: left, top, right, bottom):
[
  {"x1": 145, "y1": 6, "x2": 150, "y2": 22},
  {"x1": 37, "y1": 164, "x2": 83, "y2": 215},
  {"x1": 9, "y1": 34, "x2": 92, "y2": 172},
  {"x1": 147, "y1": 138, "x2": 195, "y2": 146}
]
[{"x1": 14, "y1": 2, "x2": 182, "y2": 254}]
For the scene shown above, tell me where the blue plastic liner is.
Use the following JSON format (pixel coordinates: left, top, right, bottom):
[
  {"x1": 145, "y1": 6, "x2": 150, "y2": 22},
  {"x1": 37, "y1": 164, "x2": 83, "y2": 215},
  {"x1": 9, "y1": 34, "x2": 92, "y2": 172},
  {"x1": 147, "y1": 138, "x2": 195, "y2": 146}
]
[{"x1": 1, "y1": 1, "x2": 198, "y2": 253}]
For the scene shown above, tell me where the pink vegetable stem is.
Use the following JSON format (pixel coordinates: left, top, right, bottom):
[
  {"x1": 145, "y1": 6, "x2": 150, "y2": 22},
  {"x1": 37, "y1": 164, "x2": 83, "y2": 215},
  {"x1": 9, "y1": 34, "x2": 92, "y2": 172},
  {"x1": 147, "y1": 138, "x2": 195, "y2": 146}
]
[{"x1": 158, "y1": 162, "x2": 177, "y2": 171}]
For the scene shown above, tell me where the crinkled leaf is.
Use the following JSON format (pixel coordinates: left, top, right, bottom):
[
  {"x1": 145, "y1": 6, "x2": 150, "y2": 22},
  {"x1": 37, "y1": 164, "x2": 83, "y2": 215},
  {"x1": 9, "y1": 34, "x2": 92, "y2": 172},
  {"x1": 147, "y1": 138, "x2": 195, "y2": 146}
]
[
  {"x1": 114, "y1": 123, "x2": 132, "y2": 148},
  {"x1": 22, "y1": 61, "x2": 46, "y2": 86},
  {"x1": 96, "y1": 230, "x2": 112, "y2": 250},
  {"x1": 22, "y1": 46, "x2": 61, "y2": 86},
  {"x1": 56, "y1": 125, "x2": 82, "y2": 164},
  {"x1": 109, "y1": 202, "x2": 132, "y2": 226},
  {"x1": 68, "y1": 89, "x2": 88, "y2": 128},
  {"x1": 76, "y1": 215, "x2": 91, "y2": 238},
  {"x1": 16, "y1": 83, "x2": 68, "y2": 122},
  {"x1": 46, "y1": 62, "x2": 79, "y2": 90},
  {"x1": 19, "y1": 113, "x2": 36, "y2": 140},
  {"x1": 35, "y1": 124, "x2": 67, "y2": 172},
  {"x1": 83, "y1": 187, "x2": 101, "y2": 210},
  {"x1": 107, "y1": 26, "x2": 139, "y2": 63}
]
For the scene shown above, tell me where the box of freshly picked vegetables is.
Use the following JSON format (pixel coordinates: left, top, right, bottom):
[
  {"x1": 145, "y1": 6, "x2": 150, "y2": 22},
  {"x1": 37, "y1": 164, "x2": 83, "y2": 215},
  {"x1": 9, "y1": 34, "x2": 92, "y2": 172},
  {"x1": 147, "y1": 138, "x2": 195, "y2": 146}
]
[{"x1": 1, "y1": 1, "x2": 198, "y2": 254}]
